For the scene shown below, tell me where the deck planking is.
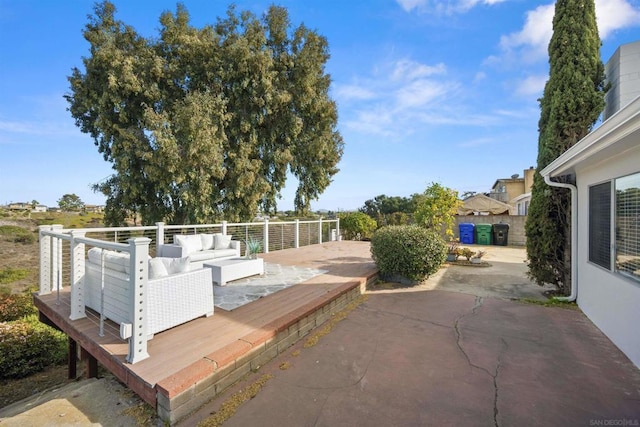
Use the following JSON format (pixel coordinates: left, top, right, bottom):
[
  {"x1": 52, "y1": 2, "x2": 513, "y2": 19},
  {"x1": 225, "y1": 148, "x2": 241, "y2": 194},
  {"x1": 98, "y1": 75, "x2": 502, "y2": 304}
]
[{"x1": 33, "y1": 241, "x2": 376, "y2": 421}]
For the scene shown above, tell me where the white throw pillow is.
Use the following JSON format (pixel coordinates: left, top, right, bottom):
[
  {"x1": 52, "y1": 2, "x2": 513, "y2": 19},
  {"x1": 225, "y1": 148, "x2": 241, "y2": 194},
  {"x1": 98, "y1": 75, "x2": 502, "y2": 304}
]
[
  {"x1": 214, "y1": 234, "x2": 232, "y2": 250},
  {"x1": 174, "y1": 234, "x2": 202, "y2": 255},
  {"x1": 200, "y1": 233, "x2": 215, "y2": 250},
  {"x1": 148, "y1": 258, "x2": 169, "y2": 279},
  {"x1": 157, "y1": 257, "x2": 191, "y2": 275}
]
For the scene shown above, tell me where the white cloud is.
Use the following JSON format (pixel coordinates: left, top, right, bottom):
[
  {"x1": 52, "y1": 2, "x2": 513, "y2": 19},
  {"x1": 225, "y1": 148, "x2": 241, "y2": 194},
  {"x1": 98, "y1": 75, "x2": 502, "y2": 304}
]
[
  {"x1": 596, "y1": 0, "x2": 640, "y2": 38},
  {"x1": 340, "y1": 57, "x2": 463, "y2": 137},
  {"x1": 396, "y1": 0, "x2": 509, "y2": 14},
  {"x1": 496, "y1": 0, "x2": 640, "y2": 65},
  {"x1": 333, "y1": 84, "x2": 377, "y2": 102},
  {"x1": 395, "y1": 79, "x2": 455, "y2": 108},
  {"x1": 499, "y1": 4, "x2": 554, "y2": 62},
  {"x1": 391, "y1": 60, "x2": 446, "y2": 81},
  {"x1": 514, "y1": 74, "x2": 548, "y2": 97}
]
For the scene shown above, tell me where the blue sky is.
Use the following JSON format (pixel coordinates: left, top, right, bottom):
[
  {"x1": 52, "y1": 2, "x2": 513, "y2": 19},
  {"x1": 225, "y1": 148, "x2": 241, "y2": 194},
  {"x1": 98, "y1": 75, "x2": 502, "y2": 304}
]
[{"x1": 1, "y1": 0, "x2": 639, "y2": 212}]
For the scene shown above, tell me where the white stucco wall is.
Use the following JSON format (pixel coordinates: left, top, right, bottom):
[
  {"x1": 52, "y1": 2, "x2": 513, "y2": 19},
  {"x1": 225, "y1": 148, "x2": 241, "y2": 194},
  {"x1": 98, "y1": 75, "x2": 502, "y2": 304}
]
[{"x1": 575, "y1": 143, "x2": 640, "y2": 368}]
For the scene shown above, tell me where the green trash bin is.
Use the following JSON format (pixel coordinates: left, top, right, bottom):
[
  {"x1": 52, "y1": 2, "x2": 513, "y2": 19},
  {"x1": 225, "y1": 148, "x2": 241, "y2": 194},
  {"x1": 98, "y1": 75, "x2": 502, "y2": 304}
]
[{"x1": 475, "y1": 223, "x2": 493, "y2": 245}]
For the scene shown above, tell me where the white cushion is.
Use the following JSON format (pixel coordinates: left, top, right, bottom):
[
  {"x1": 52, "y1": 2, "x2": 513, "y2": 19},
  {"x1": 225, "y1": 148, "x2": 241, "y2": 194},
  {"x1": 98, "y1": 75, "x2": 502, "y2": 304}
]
[
  {"x1": 214, "y1": 234, "x2": 232, "y2": 250},
  {"x1": 148, "y1": 258, "x2": 169, "y2": 279},
  {"x1": 87, "y1": 247, "x2": 130, "y2": 273},
  {"x1": 174, "y1": 234, "x2": 202, "y2": 255},
  {"x1": 200, "y1": 233, "x2": 216, "y2": 250},
  {"x1": 188, "y1": 250, "x2": 218, "y2": 262},
  {"x1": 211, "y1": 248, "x2": 238, "y2": 259},
  {"x1": 157, "y1": 257, "x2": 191, "y2": 275}
]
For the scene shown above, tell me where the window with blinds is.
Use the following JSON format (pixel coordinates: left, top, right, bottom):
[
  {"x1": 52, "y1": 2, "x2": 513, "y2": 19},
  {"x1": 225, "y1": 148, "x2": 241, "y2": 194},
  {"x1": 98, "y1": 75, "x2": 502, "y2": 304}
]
[
  {"x1": 589, "y1": 182, "x2": 611, "y2": 270},
  {"x1": 615, "y1": 173, "x2": 640, "y2": 281}
]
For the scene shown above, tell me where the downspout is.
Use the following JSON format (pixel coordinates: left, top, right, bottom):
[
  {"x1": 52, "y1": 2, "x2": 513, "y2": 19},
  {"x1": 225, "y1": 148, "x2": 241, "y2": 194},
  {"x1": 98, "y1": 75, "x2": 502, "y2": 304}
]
[{"x1": 543, "y1": 175, "x2": 577, "y2": 302}]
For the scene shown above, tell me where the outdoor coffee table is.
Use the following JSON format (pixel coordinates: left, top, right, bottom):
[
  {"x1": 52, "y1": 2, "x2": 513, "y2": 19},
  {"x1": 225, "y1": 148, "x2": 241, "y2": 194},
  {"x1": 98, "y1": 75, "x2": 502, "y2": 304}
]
[{"x1": 203, "y1": 257, "x2": 264, "y2": 286}]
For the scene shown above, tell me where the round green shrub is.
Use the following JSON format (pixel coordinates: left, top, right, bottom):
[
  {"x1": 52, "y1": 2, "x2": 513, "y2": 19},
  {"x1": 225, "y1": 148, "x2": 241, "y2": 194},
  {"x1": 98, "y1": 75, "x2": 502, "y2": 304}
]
[
  {"x1": 371, "y1": 225, "x2": 447, "y2": 282},
  {"x1": 0, "y1": 315, "x2": 67, "y2": 379},
  {"x1": 339, "y1": 212, "x2": 377, "y2": 240},
  {"x1": 0, "y1": 289, "x2": 37, "y2": 321}
]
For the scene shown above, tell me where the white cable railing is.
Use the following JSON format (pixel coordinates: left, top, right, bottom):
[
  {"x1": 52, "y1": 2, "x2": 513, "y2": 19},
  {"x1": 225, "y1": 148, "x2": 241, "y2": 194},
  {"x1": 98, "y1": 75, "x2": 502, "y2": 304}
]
[{"x1": 38, "y1": 218, "x2": 339, "y2": 364}]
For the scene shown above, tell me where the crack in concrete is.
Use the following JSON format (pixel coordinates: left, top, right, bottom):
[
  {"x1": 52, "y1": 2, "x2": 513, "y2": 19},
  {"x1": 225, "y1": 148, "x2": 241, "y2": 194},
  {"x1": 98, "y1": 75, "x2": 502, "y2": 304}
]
[
  {"x1": 296, "y1": 324, "x2": 382, "y2": 392},
  {"x1": 453, "y1": 296, "x2": 507, "y2": 427},
  {"x1": 361, "y1": 304, "x2": 453, "y2": 330}
]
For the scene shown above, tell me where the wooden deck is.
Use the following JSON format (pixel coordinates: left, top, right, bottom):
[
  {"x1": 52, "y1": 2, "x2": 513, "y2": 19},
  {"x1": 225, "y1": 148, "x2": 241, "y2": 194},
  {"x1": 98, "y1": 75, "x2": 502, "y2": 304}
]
[{"x1": 33, "y1": 241, "x2": 377, "y2": 424}]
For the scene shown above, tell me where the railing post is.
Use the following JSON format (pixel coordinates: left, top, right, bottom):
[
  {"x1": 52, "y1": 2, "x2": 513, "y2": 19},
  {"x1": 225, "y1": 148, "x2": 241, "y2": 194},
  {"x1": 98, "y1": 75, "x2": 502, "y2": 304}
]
[
  {"x1": 156, "y1": 221, "x2": 165, "y2": 250},
  {"x1": 222, "y1": 221, "x2": 228, "y2": 235},
  {"x1": 263, "y1": 219, "x2": 269, "y2": 254},
  {"x1": 69, "y1": 230, "x2": 86, "y2": 320},
  {"x1": 39, "y1": 225, "x2": 53, "y2": 295},
  {"x1": 294, "y1": 219, "x2": 300, "y2": 249},
  {"x1": 318, "y1": 217, "x2": 323, "y2": 244},
  {"x1": 51, "y1": 225, "x2": 63, "y2": 296},
  {"x1": 336, "y1": 218, "x2": 340, "y2": 241},
  {"x1": 126, "y1": 237, "x2": 151, "y2": 364}
]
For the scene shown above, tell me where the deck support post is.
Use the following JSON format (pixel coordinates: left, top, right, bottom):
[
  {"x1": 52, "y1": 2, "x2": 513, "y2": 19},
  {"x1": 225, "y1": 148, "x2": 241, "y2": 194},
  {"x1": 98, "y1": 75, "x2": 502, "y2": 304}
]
[
  {"x1": 81, "y1": 347, "x2": 98, "y2": 378},
  {"x1": 68, "y1": 337, "x2": 77, "y2": 379}
]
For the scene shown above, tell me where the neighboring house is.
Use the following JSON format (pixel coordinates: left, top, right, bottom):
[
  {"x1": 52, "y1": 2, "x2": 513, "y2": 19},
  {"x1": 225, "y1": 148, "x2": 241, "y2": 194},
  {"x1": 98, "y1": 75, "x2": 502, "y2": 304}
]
[
  {"x1": 32, "y1": 204, "x2": 47, "y2": 213},
  {"x1": 7, "y1": 202, "x2": 30, "y2": 211},
  {"x1": 511, "y1": 192, "x2": 531, "y2": 216},
  {"x1": 540, "y1": 95, "x2": 640, "y2": 368},
  {"x1": 603, "y1": 40, "x2": 640, "y2": 121},
  {"x1": 488, "y1": 167, "x2": 535, "y2": 205},
  {"x1": 85, "y1": 205, "x2": 105, "y2": 213}
]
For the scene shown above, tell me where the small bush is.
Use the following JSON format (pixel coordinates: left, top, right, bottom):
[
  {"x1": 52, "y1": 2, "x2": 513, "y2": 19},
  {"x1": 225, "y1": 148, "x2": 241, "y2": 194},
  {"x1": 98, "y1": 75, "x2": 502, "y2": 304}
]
[
  {"x1": 339, "y1": 212, "x2": 377, "y2": 240},
  {"x1": 0, "y1": 315, "x2": 67, "y2": 379},
  {"x1": 0, "y1": 225, "x2": 36, "y2": 244},
  {"x1": 0, "y1": 290, "x2": 37, "y2": 321},
  {"x1": 0, "y1": 267, "x2": 30, "y2": 285},
  {"x1": 371, "y1": 225, "x2": 447, "y2": 282}
]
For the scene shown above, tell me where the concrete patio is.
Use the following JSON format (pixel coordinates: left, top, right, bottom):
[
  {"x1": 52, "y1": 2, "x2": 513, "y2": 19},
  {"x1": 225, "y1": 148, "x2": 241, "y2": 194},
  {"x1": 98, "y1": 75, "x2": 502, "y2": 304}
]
[
  {"x1": 184, "y1": 245, "x2": 640, "y2": 426},
  {"x1": 2, "y1": 244, "x2": 639, "y2": 426}
]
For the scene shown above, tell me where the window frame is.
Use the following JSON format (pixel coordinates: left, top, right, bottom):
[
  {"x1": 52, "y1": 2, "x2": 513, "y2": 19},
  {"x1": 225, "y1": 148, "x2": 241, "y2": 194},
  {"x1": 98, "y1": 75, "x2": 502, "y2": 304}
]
[
  {"x1": 588, "y1": 180, "x2": 612, "y2": 271},
  {"x1": 587, "y1": 172, "x2": 640, "y2": 284},
  {"x1": 614, "y1": 172, "x2": 640, "y2": 282}
]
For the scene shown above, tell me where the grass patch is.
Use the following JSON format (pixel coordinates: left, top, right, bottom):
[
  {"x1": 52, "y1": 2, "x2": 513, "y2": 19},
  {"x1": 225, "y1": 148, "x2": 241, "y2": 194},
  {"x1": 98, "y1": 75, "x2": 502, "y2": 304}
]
[
  {"x1": 518, "y1": 297, "x2": 579, "y2": 310},
  {"x1": 0, "y1": 225, "x2": 36, "y2": 244},
  {"x1": 304, "y1": 294, "x2": 368, "y2": 349},
  {"x1": 198, "y1": 374, "x2": 274, "y2": 427},
  {"x1": 0, "y1": 268, "x2": 29, "y2": 285},
  {"x1": 31, "y1": 212, "x2": 104, "y2": 228},
  {"x1": 279, "y1": 361, "x2": 291, "y2": 370}
]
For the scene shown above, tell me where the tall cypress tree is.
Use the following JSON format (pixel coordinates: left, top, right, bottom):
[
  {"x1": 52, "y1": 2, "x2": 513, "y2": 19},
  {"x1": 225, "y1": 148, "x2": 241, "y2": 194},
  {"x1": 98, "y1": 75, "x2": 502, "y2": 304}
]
[{"x1": 526, "y1": 0, "x2": 606, "y2": 294}]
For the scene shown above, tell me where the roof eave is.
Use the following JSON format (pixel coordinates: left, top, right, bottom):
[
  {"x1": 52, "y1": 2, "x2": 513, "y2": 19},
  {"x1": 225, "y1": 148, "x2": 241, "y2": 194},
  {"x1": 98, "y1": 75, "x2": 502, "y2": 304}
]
[{"x1": 541, "y1": 95, "x2": 640, "y2": 178}]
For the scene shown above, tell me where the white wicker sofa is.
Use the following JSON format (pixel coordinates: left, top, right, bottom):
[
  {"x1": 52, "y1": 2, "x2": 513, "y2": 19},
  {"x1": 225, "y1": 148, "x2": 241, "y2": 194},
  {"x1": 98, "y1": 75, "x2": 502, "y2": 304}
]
[
  {"x1": 157, "y1": 233, "x2": 241, "y2": 270},
  {"x1": 83, "y1": 248, "x2": 214, "y2": 338}
]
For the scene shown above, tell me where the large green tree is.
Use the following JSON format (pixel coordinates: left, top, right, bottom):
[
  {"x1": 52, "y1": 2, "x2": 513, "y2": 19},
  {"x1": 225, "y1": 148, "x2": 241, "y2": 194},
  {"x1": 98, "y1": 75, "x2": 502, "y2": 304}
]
[
  {"x1": 66, "y1": 2, "x2": 343, "y2": 225},
  {"x1": 58, "y1": 194, "x2": 85, "y2": 212},
  {"x1": 414, "y1": 183, "x2": 461, "y2": 239},
  {"x1": 360, "y1": 194, "x2": 415, "y2": 226},
  {"x1": 526, "y1": 0, "x2": 606, "y2": 294}
]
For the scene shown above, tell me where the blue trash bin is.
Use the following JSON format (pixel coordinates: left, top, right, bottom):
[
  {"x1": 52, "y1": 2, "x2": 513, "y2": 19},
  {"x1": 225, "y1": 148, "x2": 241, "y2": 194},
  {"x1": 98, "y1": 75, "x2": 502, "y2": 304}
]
[{"x1": 459, "y1": 223, "x2": 475, "y2": 244}]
